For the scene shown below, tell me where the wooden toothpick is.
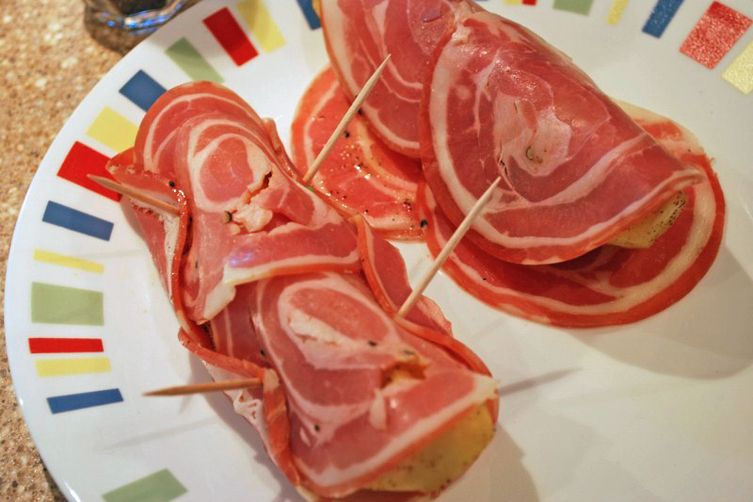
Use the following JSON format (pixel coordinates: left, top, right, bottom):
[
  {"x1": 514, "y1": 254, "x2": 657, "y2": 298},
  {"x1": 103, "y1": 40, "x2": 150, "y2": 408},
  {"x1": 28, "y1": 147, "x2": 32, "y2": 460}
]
[
  {"x1": 397, "y1": 177, "x2": 502, "y2": 318},
  {"x1": 302, "y1": 54, "x2": 392, "y2": 183},
  {"x1": 88, "y1": 175, "x2": 180, "y2": 215},
  {"x1": 143, "y1": 378, "x2": 260, "y2": 397}
]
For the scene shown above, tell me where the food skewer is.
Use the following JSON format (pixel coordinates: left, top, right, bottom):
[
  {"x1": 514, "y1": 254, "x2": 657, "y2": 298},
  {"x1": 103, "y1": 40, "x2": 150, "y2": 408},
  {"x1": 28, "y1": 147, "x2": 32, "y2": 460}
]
[
  {"x1": 89, "y1": 55, "x2": 391, "y2": 205},
  {"x1": 144, "y1": 177, "x2": 502, "y2": 397},
  {"x1": 87, "y1": 174, "x2": 180, "y2": 215},
  {"x1": 397, "y1": 176, "x2": 502, "y2": 318},
  {"x1": 143, "y1": 378, "x2": 260, "y2": 396},
  {"x1": 92, "y1": 56, "x2": 450, "y2": 399},
  {"x1": 302, "y1": 54, "x2": 391, "y2": 183}
]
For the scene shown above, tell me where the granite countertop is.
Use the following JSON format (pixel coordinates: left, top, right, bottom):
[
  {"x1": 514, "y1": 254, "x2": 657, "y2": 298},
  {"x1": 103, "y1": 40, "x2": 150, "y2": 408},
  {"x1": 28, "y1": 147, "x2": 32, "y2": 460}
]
[{"x1": 1, "y1": 2, "x2": 127, "y2": 500}]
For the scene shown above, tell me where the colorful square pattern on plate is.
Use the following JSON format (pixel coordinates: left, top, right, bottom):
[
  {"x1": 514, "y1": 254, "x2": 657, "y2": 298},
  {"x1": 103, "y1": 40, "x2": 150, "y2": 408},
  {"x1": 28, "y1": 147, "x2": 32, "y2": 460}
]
[
  {"x1": 6, "y1": 0, "x2": 751, "y2": 500},
  {"x1": 680, "y1": 2, "x2": 752, "y2": 69}
]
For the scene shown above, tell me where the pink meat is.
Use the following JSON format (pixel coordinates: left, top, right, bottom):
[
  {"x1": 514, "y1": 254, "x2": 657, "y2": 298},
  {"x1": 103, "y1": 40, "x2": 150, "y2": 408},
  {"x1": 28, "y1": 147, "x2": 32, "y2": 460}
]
[
  {"x1": 252, "y1": 272, "x2": 496, "y2": 497},
  {"x1": 419, "y1": 105, "x2": 725, "y2": 327},
  {"x1": 291, "y1": 67, "x2": 425, "y2": 240},
  {"x1": 138, "y1": 83, "x2": 361, "y2": 322},
  {"x1": 421, "y1": 10, "x2": 705, "y2": 264},
  {"x1": 321, "y1": 0, "x2": 475, "y2": 157},
  {"x1": 134, "y1": 81, "x2": 259, "y2": 178},
  {"x1": 113, "y1": 80, "x2": 498, "y2": 497},
  {"x1": 352, "y1": 215, "x2": 452, "y2": 334}
]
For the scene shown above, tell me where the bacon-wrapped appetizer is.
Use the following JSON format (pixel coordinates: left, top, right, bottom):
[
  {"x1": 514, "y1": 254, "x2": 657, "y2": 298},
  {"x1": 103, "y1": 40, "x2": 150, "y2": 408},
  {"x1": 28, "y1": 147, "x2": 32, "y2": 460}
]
[
  {"x1": 108, "y1": 81, "x2": 499, "y2": 499},
  {"x1": 315, "y1": 0, "x2": 724, "y2": 327}
]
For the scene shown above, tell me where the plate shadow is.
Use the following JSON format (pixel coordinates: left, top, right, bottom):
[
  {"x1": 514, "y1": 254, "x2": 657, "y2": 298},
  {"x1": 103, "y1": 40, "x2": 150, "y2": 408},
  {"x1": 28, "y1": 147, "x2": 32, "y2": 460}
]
[{"x1": 569, "y1": 247, "x2": 753, "y2": 379}]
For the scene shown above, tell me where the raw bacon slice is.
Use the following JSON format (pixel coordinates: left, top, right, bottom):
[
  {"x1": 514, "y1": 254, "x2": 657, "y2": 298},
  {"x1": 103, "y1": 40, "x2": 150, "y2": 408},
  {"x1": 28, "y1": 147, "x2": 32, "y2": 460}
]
[
  {"x1": 421, "y1": 10, "x2": 705, "y2": 264},
  {"x1": 321, "y1": 0, "x2": 475, "y2": 157},
  {"x1": 252, "y1": 272, "x2": 497, "y2": 497},
  {"x1": 352, "y1": 214, "x2": 451, "y2": 334},
  {"x1": 177, "y1": 330, "x2": 301, "y2": 486},
  {"x1": 352, "y1": 215, "x2": 493, "y2": 377},
  {"x1": 141, "y1": 83, "x2": 360, "y2": 322},
  {"x1": 111, "y1": 146, "x2": 299, "y2": 486},
  {"x1": 108, "y1": 149, "x2": 178, "y2": 292},
  {"x1": 291, "y1": 67, "x2": 424, "y2": 240},
  {"x1": 419, "y1": 106, "x2": 725, "y2": 327},
  {"x1": 134, "y1": 81, "x2": 259, "y2": 178},
  {"x1": 115, "y1": 81, "x2": 499, "y2": 498},
  {"x1": 107, "y1": 148, "x2": 190, "y2": 317},
  {"x1": 172, "y1": 113, "x2": 274, "y2": 322}
]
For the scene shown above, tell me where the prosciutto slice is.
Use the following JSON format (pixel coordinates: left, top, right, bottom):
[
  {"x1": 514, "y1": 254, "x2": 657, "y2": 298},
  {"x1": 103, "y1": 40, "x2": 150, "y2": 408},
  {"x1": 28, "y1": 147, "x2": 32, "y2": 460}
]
[
  {"x1": 321, "y1": 0, "x2": 475, "y2": 157},
  {"x1": 112, "y1": 80, "x2": 498, "y2": 498},
  {"x1": 252, "y1": 272, "x2": 497, "y2": 497},
  {"x1": 134, "y1": 81, "x2": 258, "y2": 177},
  {"x1": 421, "y1": 10, "x2": 705, "y2": 264},
  {"x1": 110, "y1": 148, "x2": 301, "y2": 482},
  {"x1": 129, "y1": 82, "x2": 360, "y2": 322},
  {"x1": 172, "y1": 111, "x2": 360, "y2": 322},
  {"x1": 107, "y1": 149, "x2": 183, "y2": 294},
  {"x1": 291, "y1": 67, "x2": 424, "y2": 240},
  {"x1": 352, "y1": 215, "x2": 451, "y2": 334},
  {"x1": 419, "y1": 105, "x2": 725, "y2": 327}
]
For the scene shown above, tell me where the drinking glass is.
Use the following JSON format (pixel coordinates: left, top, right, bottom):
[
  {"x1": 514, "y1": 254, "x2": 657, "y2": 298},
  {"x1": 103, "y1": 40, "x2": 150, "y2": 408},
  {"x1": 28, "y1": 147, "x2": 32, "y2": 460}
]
[
  {"x1": 83, "y1": 1, "x2": 190, "y2": 34},
  {"x1": 83, "y1": 0, "x2": 199, "y2": 52}
]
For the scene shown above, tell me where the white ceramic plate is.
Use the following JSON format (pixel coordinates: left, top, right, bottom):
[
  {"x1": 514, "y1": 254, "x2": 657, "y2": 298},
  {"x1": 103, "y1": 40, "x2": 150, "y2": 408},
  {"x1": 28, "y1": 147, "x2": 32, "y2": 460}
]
[{"x1": 6, "y1": 1, "x2": 753, "y2": 500}]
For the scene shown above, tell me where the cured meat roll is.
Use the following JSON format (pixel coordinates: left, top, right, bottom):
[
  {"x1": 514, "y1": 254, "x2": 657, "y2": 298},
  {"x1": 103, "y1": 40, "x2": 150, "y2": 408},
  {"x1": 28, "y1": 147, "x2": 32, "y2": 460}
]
[
  {"x1": 421, "y1": 10, "x2": 705, "y2": 265},
  {"x1": 419, "y1": 105, "x2": 724, "y2": 327},
  {"x1": 321, "y1": 0, "x2": 477, "y2": 157},
  {"x1": 291, "y1": 67, "x2": 425, "y2": 240},
  {"x1": 109, "y1": 82, "x2": 499, "y2": 499},
  {"x1": 318, "y1": 0, "x2": 724, "y2": 327}
]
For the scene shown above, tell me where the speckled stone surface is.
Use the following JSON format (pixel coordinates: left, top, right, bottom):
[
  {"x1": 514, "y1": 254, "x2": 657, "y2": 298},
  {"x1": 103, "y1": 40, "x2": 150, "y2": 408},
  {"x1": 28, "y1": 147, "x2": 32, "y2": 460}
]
[{"x1": 0, "y1": 2, "x2": 124, "y2": 500}]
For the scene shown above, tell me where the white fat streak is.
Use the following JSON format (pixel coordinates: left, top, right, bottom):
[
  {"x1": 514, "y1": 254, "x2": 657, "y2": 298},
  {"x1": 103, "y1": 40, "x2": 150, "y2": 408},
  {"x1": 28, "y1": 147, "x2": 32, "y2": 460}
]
[
  {"x1": 204, "y1": 363, "x2": 269, "y2": 447},
  {"x1": 430, "y1": 15, "x2": 701, "y2": 253},
  {"x1": 162, "y1": 214, "x2": 179, "y2": 286},
  {"x1": 472, "y1": 55, "x2": 497, "y2": 135},
  {"x1": 443, "y1": 177, "x2": 717, "y2": 314},
  {"x1": 211, "y1": 307, "x2": 235, "y2": 356},
  {"x1": 234, "y1": 204, "x2": 274, "y2": 233},
  {"x1": 203, "y1": 282, "x2": 237, "y2": 322},
  {"x1": 294, "y1": 373, "x2": 497, "y2": 489},
  {"x1": 302, "y1": 81, "x2": 339, "y2": 167},
  {"x1": 276, "y1": 275, "x2": 405, "y2": 370},
  {"x1": 222, "y1": 241, "x2": 359, "y2": 286},
  {"x1": 130, "y1": 200, "x2": 180, "y2": 297},
  {"x1": 370, "y1": 1, "x2": 389, "y2": 52},
  {"x1": 320, "y1": 0, "x2": 418, "y2": 152},
  {"x1": 299, "y1": 427, "x2": 312, "y2": 447},
  {"x1": 254, "y1": 277, "x2": 373, "y2": 446},
  {"x1": 286, "y1": 308, "x2": 377, "y2": 368},
  {"x1": 143, "y1": 92, "x2": 253, "y2": 171},
  {"x1": 186, "y1": 118, "x2": 273, "y2": 213},
  {"x1": 369, "y1": 388, "x2": 388, "y2": 431}
]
